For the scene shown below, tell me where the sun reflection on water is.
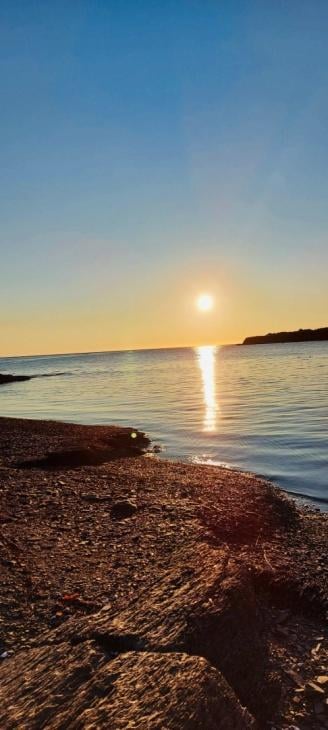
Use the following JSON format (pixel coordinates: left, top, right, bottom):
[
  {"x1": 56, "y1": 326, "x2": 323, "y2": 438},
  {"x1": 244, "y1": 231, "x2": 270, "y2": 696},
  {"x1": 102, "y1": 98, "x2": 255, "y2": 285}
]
[{"x1": 196, "y1": 345, "x2": 218, "y2": 432}]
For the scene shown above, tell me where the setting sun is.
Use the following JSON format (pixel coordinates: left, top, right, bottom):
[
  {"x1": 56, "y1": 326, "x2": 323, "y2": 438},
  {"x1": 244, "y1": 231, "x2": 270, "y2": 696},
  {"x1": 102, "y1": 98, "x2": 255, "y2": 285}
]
[{"x1": 196, "y1": 293, "x2": 214, "y2": 312}]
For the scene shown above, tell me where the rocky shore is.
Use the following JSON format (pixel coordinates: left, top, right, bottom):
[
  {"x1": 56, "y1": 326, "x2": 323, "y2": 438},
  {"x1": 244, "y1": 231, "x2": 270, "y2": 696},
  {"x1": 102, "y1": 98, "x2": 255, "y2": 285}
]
[{"x1": 0, "y1": 417, "x2": 327, "y2": 729}]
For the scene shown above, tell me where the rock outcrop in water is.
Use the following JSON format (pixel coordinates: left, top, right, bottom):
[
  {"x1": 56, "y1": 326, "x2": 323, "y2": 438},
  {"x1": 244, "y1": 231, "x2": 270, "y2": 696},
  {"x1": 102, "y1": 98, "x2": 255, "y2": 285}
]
[
  {"x1": 0, "y1": 373, "x2": 31, "y2": 384},
  {"x1": 0, "y1": 417, "x2": 327, "y2": 728},
  {"x1": 243, "y1": 326, "x2": 328, "y2": 345},
  {"x1": 0, "y1": 372, "x2": 66, "y2": 385}
]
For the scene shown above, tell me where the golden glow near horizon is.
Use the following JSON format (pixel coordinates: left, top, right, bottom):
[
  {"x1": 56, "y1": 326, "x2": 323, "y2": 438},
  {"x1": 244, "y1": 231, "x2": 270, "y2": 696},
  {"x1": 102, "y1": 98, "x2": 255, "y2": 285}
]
[
  {"x1": 2, "y1": 272, "x2": 328, "y2": 357},
  {"x1": 196, "y1": 293, "x2": 214, "y2": 312},
  {"x1": 196, "y1": 345, "x2": 218, "y2": 432}
]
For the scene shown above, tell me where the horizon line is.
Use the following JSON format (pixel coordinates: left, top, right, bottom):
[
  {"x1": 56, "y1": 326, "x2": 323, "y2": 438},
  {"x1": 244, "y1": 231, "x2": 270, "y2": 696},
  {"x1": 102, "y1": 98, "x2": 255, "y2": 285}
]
[{"x1": 0, "y1": 341, "x2": 239, "y2": 360}]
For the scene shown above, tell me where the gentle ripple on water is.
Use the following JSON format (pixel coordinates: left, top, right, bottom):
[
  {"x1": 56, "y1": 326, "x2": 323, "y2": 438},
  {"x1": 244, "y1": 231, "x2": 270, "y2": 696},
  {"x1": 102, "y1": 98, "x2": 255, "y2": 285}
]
[{"x1": 0, "y1": 342, "x2": 327, "y2": 510}]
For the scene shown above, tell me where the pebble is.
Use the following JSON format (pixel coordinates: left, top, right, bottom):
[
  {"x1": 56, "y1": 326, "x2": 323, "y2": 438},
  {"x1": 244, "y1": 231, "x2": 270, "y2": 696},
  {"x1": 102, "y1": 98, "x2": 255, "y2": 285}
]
[
  {"x1": 306, "y1": 681, "x2": 325, "y2": 696},
  {"x1": 316, "y1": 675, "x2": 328, "y2": 686},
  {"x1": 111, "y1": 500, "x2": 137, "y2": 519}
]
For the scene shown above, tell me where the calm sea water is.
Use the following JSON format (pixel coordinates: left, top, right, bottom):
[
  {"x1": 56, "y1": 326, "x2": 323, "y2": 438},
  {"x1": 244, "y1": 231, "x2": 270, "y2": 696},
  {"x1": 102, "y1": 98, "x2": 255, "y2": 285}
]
[{"x1": 0, "y1": 343, "x2": 327, "y2": 510}]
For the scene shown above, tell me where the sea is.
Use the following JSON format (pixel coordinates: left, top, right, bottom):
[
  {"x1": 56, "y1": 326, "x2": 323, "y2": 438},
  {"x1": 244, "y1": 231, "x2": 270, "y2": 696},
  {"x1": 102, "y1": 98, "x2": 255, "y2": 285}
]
[{"x1": 0, "y1": 342, "x2": 327, "y2": 511}]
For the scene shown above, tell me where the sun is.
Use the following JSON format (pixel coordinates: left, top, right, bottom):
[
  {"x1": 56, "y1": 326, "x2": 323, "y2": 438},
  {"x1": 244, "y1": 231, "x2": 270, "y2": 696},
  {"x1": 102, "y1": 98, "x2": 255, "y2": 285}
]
[{"x1": 196, "y1": 293, "x2": 214, "y2": 312}]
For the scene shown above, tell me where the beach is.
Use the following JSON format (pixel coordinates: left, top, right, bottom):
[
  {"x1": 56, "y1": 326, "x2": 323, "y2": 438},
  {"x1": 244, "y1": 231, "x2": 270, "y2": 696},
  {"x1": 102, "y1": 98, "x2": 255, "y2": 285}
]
[{"x1": 0, "y1": 416, "x2": 327, "y2": 728}]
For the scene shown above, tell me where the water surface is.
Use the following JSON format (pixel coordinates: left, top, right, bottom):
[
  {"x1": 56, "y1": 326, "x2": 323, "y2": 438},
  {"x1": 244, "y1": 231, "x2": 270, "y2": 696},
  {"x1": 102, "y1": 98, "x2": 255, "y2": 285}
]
[{"x1": 0, "y1": 342, "x2": 327, "y2": 510}]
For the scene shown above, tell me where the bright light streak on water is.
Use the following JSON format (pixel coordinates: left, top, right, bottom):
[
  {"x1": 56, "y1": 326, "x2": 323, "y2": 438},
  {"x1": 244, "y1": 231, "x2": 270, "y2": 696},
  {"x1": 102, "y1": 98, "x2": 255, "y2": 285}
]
[{"x1": 196, "y1": 346, "x2": 218, "y2": 432}]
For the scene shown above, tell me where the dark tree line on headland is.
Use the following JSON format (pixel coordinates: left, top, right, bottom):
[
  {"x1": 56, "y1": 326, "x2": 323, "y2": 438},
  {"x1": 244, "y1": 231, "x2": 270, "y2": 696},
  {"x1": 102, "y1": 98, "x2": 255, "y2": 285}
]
[{"x1": 243, "y1": 327, "x2": 328, "y2": 345}]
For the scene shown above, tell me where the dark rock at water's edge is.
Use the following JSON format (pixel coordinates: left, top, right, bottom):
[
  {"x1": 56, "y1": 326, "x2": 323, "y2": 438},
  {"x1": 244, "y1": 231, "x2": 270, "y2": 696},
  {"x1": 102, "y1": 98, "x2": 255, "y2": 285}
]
[
  {"x1": 0, "y1": 372, "x2": 71, "y2": 386},
  {"x1": 243, "y1": 326, "x2": 328, "y2": 345},
  {"x1": 0, "y1": 373, "x2": 31, "y2": 384}
]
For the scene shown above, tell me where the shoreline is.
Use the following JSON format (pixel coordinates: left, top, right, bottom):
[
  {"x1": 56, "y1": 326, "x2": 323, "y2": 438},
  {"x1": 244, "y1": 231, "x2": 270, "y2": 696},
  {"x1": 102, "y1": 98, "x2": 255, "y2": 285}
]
[
  {"x1": 180, "y1": 457, "x2": 328, "y2": 513},
  {"x1": 0, "y1": 416, "x2": 327, "y2": 728}
]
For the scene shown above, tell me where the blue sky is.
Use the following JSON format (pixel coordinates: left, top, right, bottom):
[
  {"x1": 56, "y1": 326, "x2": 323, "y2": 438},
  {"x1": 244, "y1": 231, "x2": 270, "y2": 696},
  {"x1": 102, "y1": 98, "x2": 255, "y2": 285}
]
[{"x1": 1, "y1": 1, "x2": 328, "y2": 354}]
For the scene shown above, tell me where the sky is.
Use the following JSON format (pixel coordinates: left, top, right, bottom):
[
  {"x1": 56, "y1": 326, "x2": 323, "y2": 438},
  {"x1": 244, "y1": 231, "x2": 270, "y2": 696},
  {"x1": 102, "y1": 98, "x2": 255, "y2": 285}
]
[{"x1": 1, "y1": 0, "x2": 328, "y2": 356}]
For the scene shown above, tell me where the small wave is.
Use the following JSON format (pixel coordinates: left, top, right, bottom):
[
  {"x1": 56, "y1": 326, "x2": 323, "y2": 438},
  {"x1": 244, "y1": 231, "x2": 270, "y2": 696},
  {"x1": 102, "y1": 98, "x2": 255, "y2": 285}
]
[
  {"x1": 280, "y1": 488, "x2": 328, "y2": 506},
  {"x1": 33, "y1": 372, "x2": 69, "y2": 379},
  {"x1": 191, "y1": 455, "x2": 235, "y2": 470}
]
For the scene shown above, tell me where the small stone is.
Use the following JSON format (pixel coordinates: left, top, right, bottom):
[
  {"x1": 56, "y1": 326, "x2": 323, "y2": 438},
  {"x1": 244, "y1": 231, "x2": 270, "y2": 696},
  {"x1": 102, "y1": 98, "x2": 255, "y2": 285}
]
[
  {"x1": 316, "y1": 675, "x2": 328, "y2": 686},
  {"x1": 285, "y1": 669, "x2": 304, "y2": 687},
  {"x1": 111, "y1": 500, "x2": 137, "y2": 520},
  {"x1": 312, "y1": 642, "x2": 322, "y2": 655},
  {"x1": 306, "y1": 681, "x2": 325, "y2": 696},
  {"x1": 80, "y1": 493, "x2": 112, "y2": 502}
]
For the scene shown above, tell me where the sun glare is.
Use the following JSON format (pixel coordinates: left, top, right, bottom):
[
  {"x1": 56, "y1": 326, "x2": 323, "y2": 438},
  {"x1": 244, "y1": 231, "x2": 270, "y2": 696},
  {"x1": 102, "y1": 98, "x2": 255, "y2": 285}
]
[
  {"x1": 196, "y1": 293, "x2": 214, "y2": 312},
  {"x1": 196, "y1": 345, "x2": 218, "y2": 432}
]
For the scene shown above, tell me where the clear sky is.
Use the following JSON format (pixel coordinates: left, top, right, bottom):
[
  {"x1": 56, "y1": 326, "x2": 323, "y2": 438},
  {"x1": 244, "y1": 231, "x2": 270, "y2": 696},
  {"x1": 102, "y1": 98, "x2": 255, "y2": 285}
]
[{"x1": 1, "y1": 1, "x2": 328, "y2": 356}]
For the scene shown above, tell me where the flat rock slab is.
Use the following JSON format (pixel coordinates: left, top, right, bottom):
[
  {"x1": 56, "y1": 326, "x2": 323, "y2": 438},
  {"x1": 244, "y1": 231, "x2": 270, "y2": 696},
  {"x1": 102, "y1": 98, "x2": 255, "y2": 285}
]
[
  {"x1": 0, "y1": 643, "x2": 254, "y2": 729},
  {"x1": 26, "y1": 544, "x2": 276, "y2": 721}
]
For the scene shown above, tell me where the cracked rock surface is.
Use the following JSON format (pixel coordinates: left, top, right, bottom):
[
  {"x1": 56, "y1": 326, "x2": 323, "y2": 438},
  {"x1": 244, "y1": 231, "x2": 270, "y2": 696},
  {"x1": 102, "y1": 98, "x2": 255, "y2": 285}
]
[{"x1": 0, "y1": 644, "x2": 255, "y2": 729}]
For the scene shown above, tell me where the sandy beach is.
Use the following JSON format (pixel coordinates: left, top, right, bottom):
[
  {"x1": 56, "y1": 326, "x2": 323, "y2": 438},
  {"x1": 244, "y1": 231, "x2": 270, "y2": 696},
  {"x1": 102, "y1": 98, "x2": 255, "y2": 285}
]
[{"x1": 0, "y1": 416, "x2": 327, "y2": 728}]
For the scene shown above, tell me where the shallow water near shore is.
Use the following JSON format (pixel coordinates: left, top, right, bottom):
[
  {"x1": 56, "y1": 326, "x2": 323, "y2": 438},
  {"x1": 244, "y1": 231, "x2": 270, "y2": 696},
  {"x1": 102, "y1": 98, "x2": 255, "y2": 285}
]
[{"x1": 0, "y1": 342, "x2": 327, "y2": 510}]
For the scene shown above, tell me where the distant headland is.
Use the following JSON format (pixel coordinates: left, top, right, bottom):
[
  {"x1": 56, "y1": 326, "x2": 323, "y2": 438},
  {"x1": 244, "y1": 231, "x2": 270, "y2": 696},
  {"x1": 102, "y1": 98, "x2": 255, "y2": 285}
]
[{"x1": 242, "y1": 326, "x2": 328, "y2": 345}]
